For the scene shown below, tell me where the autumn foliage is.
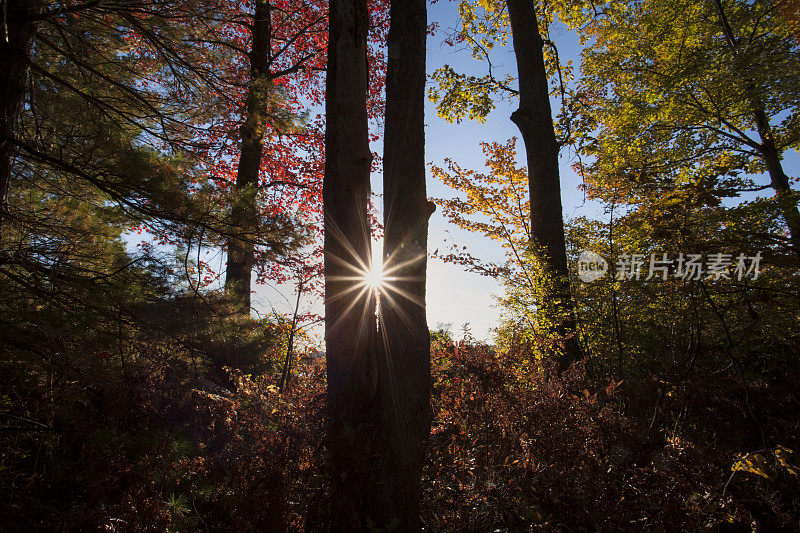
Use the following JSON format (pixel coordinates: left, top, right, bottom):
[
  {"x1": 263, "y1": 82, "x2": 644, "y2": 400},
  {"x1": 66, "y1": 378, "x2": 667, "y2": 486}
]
[
  {"x1": 2, "y1": 0, "x2": 800, "y2": 530},
  {"x1": 3, "y1": 327, "x2": 799, "y2": 530}
]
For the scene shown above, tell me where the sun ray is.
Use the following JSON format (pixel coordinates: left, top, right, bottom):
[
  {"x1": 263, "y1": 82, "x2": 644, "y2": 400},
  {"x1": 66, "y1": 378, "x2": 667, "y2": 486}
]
[
  {"x1": 324, "y1": 215, "x2": 373, "y2": 274},
  {"x1": 327, "y1": 283, "x2": 373, "y2": 335},
  {"x1": 325, "y1": 281, "x2": 372, "y2": 304},
  {"x1": 381, "y1": 252, "x2": 427, "y2": 278},
  {"x1": 381, "y1": 281, "x2": 426, "y2": 308},
  {"x1": 324, "y1": 223, "x2": 431, "y2": 355},
  {"x1": 378, "y1": 288, "x2": 421, "y2": 331},
  {"x1": 376, "y1": 309, "x2": 403, "y2": 412},
  {"x1": 327, "y1": 252, "x2": 371, "y2": 277}
]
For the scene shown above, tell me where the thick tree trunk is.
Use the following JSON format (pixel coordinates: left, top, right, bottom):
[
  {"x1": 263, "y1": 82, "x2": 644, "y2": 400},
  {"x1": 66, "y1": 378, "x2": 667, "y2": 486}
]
[
  {"x1": 224, "y1": 0, "x2": 272, "y2": 313},
  {"x1": 712, "y1": 0, "x2": 800, "y2": 255},
  {"x1": 376, "y1": 0, "x2": 432, "y2": 530},
  {"x1": 324, "y1": 0, "x2": 377, "y2": 529},
  {"x1": 752, "y1": 107, "x2": 800, "y2": 256},
  {"x1": 0, "y1": 1, "x2": 39, "y2": 242},
  {"x1": 505, "y1": 0, "x2": 581, "y2": 370}
]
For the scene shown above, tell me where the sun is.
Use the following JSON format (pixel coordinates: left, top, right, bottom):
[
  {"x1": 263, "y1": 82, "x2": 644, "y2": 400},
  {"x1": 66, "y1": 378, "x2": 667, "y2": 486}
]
[{"x1": 363, "y1": 263, "x2": 385, "y2": 292}]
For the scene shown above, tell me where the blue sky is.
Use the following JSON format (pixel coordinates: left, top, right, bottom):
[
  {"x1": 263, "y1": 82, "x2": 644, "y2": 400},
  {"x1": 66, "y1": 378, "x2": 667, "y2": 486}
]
[
  {"x1": 418, "y1": 2, "x2": 595, "y2": 340},
  {"x1": 251, "y1": 2, "x2": 596, "y2": 341},
  {"x1": 257, "y1": 0, "x2": 800, "y2": 343},
  {"x1": 118, "y1": 1, "x2": 799, "y2": 344}
]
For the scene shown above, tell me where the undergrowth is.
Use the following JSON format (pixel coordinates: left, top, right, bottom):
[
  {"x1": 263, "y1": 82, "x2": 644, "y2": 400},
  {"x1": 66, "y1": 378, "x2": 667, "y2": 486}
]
[{"x1": 2, "y1": 338, "x2": 798, "y2": 531}]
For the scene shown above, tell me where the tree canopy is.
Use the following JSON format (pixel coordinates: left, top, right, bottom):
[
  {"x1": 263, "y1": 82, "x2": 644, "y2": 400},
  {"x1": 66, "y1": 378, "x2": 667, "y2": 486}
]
[{"x1": 1, "y1": 0, "x2": 800, "y2": 530}]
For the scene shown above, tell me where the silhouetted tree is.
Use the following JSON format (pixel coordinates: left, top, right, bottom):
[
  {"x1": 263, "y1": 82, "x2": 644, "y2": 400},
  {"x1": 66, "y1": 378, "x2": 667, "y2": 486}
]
[
  {"x1": 0, "y1": 1, "x2": 42, "y2": 240},
  {"x1": 506, "y1": 0, "x2": 582, "y2": 369},
  {"x1": 377, "y1": 0, "x2": 434, "y2": 529},
  {"x1": 224, "y1": 0, "x2": 274, "y2": 312},
  {"x1": 323, "y1": 0, "x2": 377, "y2": 529}
]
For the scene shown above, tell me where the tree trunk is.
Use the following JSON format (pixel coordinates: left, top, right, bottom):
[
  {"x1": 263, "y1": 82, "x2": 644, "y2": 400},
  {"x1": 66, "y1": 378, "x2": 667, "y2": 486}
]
[
  {"x1": 324, "y1": 0, "x2": 377, "y2": 529},
  {"x1": 375, "y1": 0, "x2": 433, "y2": 530},
  {"x1": 752, "y1": 106, "x2": 800, "y2": 256},
  {"x1": 224, "y1": 0, "x2": 272, "y2": 313},
  {"x1": 505, "y1": 0, "x2": 581, "y2": 370},
  {"x1": 712, "y1": 0, "x2": 800, "y2": 255},
  {"x1": 0, "y1": 1, "x2": 39, "y2": 243}
]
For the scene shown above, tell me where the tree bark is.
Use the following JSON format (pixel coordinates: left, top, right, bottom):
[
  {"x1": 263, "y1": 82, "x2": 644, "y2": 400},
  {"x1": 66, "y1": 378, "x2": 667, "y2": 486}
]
[
  {"x1": 224, "y1": 0, "x2": 272, "y2": 313},
  {"x1": 505, "y1": 0, "x2": 581, "y2": 370},
  {"x1": 712, "y1": 0, "x2": 800, "y2": 255},
  {"x1": 0, "y1": 1, "x2": 39, "y2": 243},
  {"x1": 752, "y1": 106, "x2": 800, "y2": 256},
  {"x1": 324, "y1": 0, "x2": 377, "y2": 529},
  {"x1": 376, "y1": 0, "x2": 432, "y2": 529}
]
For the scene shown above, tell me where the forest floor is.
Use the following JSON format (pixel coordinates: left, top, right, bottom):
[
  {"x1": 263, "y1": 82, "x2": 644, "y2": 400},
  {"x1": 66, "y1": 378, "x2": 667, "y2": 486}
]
[{"x1": 1, "y1": 341, "x2": 799, "y2": 531}]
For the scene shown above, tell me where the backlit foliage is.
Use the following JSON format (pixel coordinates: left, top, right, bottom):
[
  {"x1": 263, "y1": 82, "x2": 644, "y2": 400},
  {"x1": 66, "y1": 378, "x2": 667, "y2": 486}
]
[
  {"x1": 1, "y1": 0, "x2": 800, "y2": 530},
  {"x1": 576, "y1": 0, "x2": 800, "y2": 254}
]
